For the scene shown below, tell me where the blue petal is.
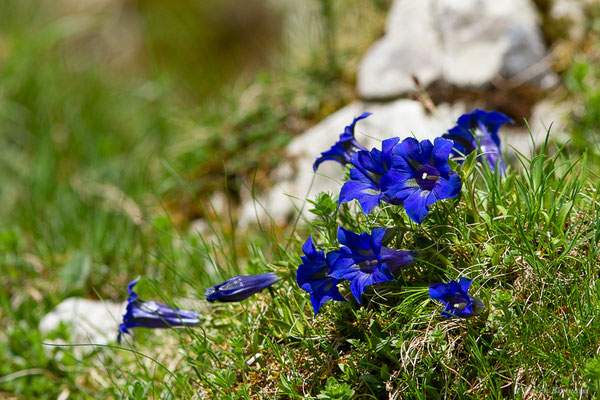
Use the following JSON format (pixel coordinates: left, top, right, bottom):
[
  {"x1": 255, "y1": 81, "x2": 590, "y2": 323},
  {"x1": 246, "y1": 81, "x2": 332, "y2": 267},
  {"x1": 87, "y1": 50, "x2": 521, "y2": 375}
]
[
  {"x1": 301, "y1": 235, "x2": 317, "y2": 258},
  {"x1": 432, "y1": 137, "x2": 454, "y2": 169},
  {"x1": 328, "y1": 252, "x2": 357, "y2": 279},
  {"x1": 381, "y1": 137, "x2": 401, "y2": 168},
  {"x1": 348, "y1": 263, "x2": 394, "y2": 303},
  {"x1": 339, "y1": 168, "x2": 384, "y2": 215},
  {"x1": 393, "y1": 137, "x2": 420, "y2": 164},
  {"x1": 403, "y1": 190, "x2": 430, "y2": 224},
  {"x1": 418, "y1": 140, "x2": 434, "y2": 162},
  {"x1": 458, "y1": 277, "x2": 472, "y2": 294},
  {"x1": 380, "y1": 248, "x2": 415, "y2": 272},
  {"x1": 352, "y1": 149, "x2": 387, "y2": 179},
  {"x1": 127, "y1": 278, "x2": 140, "y2": 301},
  {"x1": 369, "y1": 228, "x2": 387, "y2": 255},
  {"x1": 205, "y1": 272, "x2": 280, "y2": 303},
  {"x1": 429, "y1": 282, "x2": 452, "y2": 302},
  {"x1": 304, "y1": 278, "x2": 347, "y2": 316},
  {"x1": 444, "y1": 109, "x2": 512, "y2": 172},
  {"x1": 342, "y1": 112, "x2": 371, "y2": 139},
  {"x1": 381, "y1": 169, "x2": 419, "y2": 203},
  {"x1": 427, "y1": 175, "x2": 462, "y2": 206},
  {"x1": 337, "y1": 227, "x2": 372, "y2": 254},
  {"x1": 313, "y1": 113, "x2": 371, "y2": 171}
]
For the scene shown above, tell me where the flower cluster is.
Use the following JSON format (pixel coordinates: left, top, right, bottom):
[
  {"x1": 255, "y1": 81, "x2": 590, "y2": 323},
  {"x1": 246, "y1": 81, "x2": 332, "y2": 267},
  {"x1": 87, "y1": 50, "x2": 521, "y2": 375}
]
[
  {"x1": 442, "y1": 109, "x2": 513, "y2": 176},
  {"x1": 118, "y1": 108, "x2": 509, "y2": 342},
  {"x1": 336, "y1": 136, "x2": 462, "y2": 223},
  {"x1": 297, "y1": 228, "x2": 415, "y2": 315},
  {"x1": 296, "y1": 109, "x2": 510, "y2": 317}
]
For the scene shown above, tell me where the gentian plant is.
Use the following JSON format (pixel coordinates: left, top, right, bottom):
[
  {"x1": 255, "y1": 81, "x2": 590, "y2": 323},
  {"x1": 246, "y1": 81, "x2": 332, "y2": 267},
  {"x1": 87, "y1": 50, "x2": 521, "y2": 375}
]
[
  {"x1": 205, "y1": 272, "x2": 280, "y2": 303},
  {"x1": 297, "y1": 236, "x2": 346, "y2": 315},
  {"x1": 326, "y1": 227, "x2": 414, "y2": 304},
  {"x1": 338, "y1": 138, "x2": 401, "y2": 214},
  {"x1": 443, "y1": 109, "x2": 513, "y2": 176},
  {"x1": 429, "y1": 278, "x2": 485, "y2": 318},
  {"x1": 313, "y1": 112, "x2": 370, "y2": 171},
  {"x1": 118, "y1": 278, "x2": 201, "y2": 343},
  {"x1": 382, "y1": 137, "x2": 462, "y2": 223}
]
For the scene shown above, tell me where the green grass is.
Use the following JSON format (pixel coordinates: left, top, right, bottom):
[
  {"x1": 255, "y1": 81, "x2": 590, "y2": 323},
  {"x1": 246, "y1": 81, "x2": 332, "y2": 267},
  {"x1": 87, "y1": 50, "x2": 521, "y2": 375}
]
[{"x1": 2, "y1": 0, "x2": 600, "y2": 398}]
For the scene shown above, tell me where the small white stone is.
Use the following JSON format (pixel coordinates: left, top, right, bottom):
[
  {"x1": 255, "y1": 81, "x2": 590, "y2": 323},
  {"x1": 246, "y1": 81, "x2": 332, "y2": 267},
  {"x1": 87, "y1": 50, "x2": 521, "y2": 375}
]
[{"x1": 39, "y1": 297, "x2": 125, "y2": 348}]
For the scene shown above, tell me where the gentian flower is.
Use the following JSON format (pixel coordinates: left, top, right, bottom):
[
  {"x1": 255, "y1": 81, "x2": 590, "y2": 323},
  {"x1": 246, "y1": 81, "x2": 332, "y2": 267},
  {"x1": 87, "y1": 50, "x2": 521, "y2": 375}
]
[
  {"x1": 118, "y1": 278, "x2": 201, "y2": 343},
  {"x1": 338, "y1": 137, "x2": 401, "y2": 214},
  {"x1": 381, "y1": 137, "x2": 462, "y2": 224},
  {"x1": 429, "y1": 277, "x2": 485, "y2": 318},
  {"x1": 296, "y1": 236, "x2": 346, "y2": 315},
  {"x1": 442, "y1": 109, "x2": 513, "y2": 175},
  {"x1": 205, "y1": 272, "x2": 280, "y2": 303},
  {"x1": 313, "y1": 112, "x2": 370, "y2": 171},
  {"x1": 329, "y1": 227, "x2": 415, "y2": 303}
]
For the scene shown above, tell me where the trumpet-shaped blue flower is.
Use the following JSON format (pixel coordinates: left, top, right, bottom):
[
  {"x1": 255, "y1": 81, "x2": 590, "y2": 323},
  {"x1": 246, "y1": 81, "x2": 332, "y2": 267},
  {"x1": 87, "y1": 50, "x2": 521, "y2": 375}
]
[
  {"x1": 442, "y1": 109, "x2": 513, "y2": 175},
  {"x1": 205, "y1": 272, "x2": 280, "y2": 303},
  {"x1": 338, "y1": 137, "x2": 400, "y2": 214},
  {"x1": 329, "y1": 227, "x2": 415, "y2": 303},
  {"x1": 118, "y1": 278, "x2": 201, "y2": 343},
  {"x1": 429, "y1": 277, "x2": 485, "y2": 318},
  {"x1": 381, "y1": 137, "x2": 461, "y2": 224},
  {"x1": 313, "y1": 112, "x2": 371, "y2": 171},
  {"x1": 297, "y1": 236, "x2": 346, "y2": 315}
]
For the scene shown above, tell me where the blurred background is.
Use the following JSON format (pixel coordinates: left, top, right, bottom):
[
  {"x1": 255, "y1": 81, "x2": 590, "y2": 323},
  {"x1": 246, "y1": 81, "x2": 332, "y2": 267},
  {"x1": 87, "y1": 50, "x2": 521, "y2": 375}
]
[{"x1": 0, "y1": 0, "x2": 599, "y2": 397}]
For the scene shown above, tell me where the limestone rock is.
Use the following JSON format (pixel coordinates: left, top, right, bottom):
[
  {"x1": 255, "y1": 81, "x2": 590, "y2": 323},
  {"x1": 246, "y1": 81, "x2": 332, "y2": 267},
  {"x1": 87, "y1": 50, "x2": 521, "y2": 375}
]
[
  {"x1": 357, "y1": 0, "x2": 442, "y2": 99},
  {"x1": 39, "y1": 297, "x2": 125, "y2": 346},
  {"x1": 357, "y1": 0, "x2": 556, "y2": 100}
]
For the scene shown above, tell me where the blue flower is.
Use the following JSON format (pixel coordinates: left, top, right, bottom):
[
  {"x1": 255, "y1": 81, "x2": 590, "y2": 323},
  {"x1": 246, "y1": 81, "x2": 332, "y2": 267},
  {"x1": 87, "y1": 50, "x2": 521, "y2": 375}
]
[
  {"x1": 329, "y1": 227, "x2": 415, "y2": 303},
  {"x1": 442, "y1": 109, "x2": 513, "y2": 175},
  {"x1": 429, "y1": 278, "x2": 485, "y2": 318},
  {"x1": 381, "y1": 137, "x2": 462, "y2": 224},
  {"x1": 296, "y1": 236, "x2": 346, "y2": 315},
  {"x1": 313, "y1": 112, "x2": 370, "y2": 171},
  {"x1": 338, "y1": 138, "x2": 400, "y2": 214},
  {"x1": 205, "y1": 272, "x2": 280, "y2": 303},
  {"x1": 118, "y1": 278, "x2": 201, "y2": 343}
]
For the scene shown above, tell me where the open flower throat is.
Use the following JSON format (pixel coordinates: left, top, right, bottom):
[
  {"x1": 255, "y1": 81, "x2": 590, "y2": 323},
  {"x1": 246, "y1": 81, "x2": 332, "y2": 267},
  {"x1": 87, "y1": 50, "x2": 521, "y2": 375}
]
[{"x1": 415, "y1": 164, "x2": 440, "y2": 191}]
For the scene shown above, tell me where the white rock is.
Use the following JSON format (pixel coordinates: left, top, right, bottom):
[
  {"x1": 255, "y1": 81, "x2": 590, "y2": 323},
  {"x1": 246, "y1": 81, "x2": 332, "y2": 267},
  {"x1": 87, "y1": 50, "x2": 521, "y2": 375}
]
[
  {"x1": 357, "y1": 0, "x2": 443, "y2": 99},
  {"x1": 39, "y1": 297, "x2": 125, "y2": 347},
  {"x1": 357, "y1": 0, "x2": 556, "y2": 99},
  {"x1": 238, "y1": 100, "x2": 466, "y2": 226}
]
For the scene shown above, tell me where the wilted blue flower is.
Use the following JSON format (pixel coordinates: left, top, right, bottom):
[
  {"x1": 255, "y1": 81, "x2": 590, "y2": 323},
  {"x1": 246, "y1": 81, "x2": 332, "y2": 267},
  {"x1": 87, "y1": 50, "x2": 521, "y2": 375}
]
[
  {"x1": 381, "y1": 137, "x2": 461, "y2": 224},
  {"x1": 118, "y1": 278, "x2": 201, "y2": 343},
  {"x1": 313, "y1": 112, "x2": 371, "y2": 171},
  {"x1": 429, "y1": 277, "x2": 485, "y2": 318},
  {"x1": 329, "y1": 227, "x2": 415, "y2": 303},
  {"x1": 442, "y1": 109, "x2": 513, "y2": 175},
  {"x1": 338, "y1": 138, "x2": 400, "y2": 214},
  {"x1": 205, "y1": 272, "x2": 280, "y2": 303},
  {"x1": 296, "y1": 236, "x2": 346, "y2": 315}
]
